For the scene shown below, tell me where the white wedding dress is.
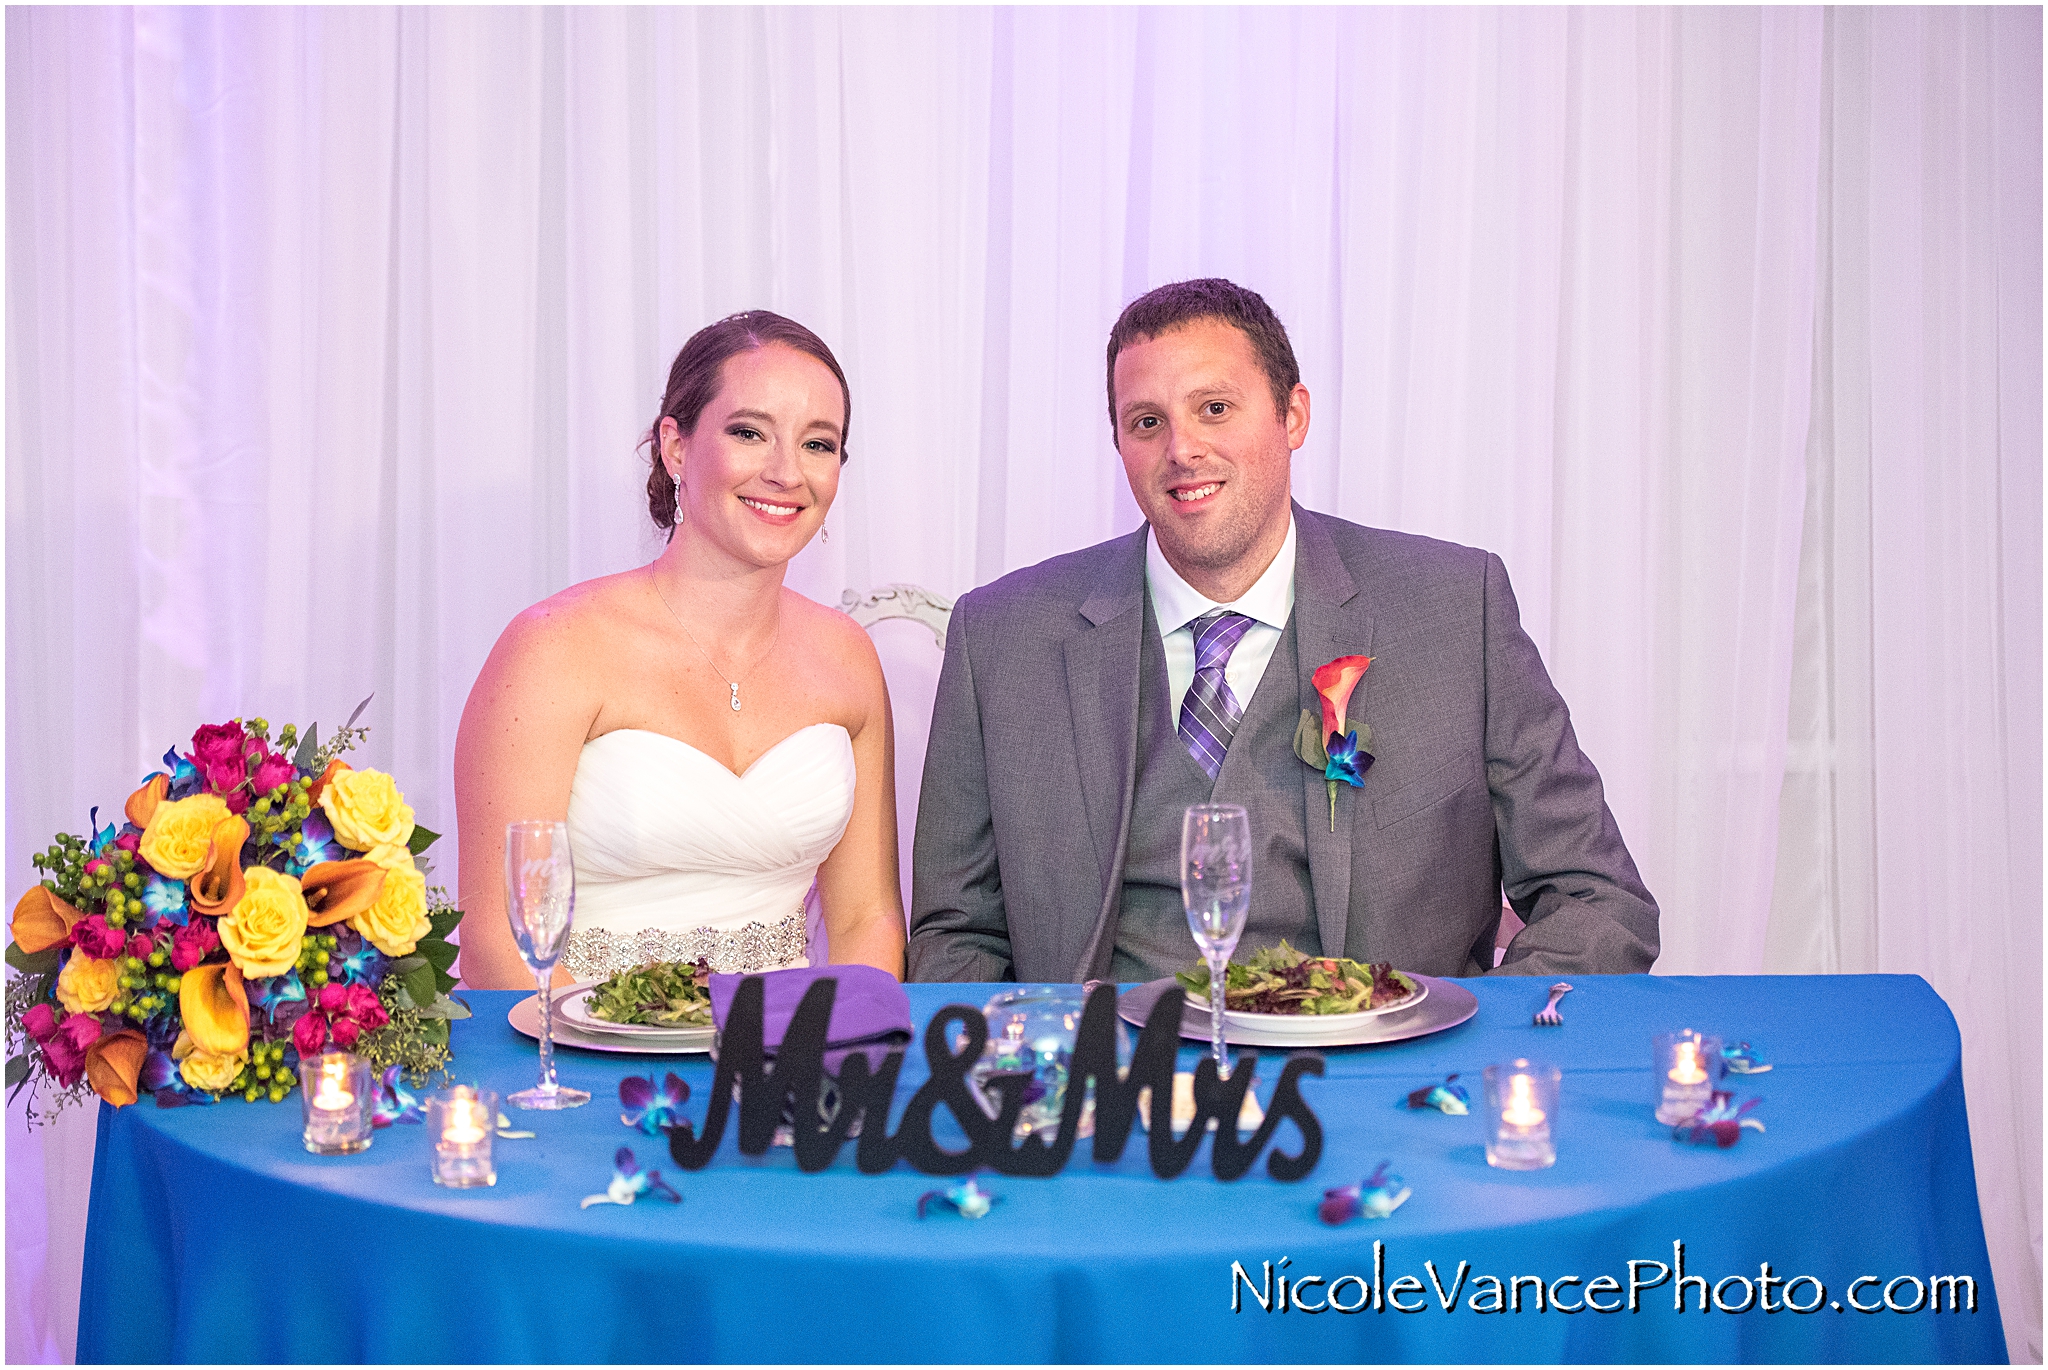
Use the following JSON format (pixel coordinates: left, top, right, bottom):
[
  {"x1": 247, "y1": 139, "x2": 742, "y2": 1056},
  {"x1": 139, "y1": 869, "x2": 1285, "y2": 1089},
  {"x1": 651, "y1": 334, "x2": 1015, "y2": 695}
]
[{"x1": 559, "y1": 723, "x2": 856, "y2": 981}]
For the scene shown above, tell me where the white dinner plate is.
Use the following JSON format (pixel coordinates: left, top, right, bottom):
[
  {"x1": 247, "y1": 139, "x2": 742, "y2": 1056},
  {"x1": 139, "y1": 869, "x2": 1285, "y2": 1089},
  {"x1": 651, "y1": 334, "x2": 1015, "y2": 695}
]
[
  {"x1": 1118, "y1": 973, "x2": 1478, "y2": 1049},
  {"x1": 554, "y1": 981, "x2": 713, "y2": 1040},
  {"x1": 508, "y1": 991, "x2": 714, "y2": 1055}
]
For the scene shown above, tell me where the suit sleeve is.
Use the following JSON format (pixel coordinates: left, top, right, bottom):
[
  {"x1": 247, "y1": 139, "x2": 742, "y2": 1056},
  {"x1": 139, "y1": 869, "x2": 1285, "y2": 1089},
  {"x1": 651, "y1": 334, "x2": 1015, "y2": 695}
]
[
  {"x1": 1482, "y1": 553, "x2": 1661, "y2": 974},
  {"x1": 905, "y1": 593, "x2": 1018, "y2": 982}
]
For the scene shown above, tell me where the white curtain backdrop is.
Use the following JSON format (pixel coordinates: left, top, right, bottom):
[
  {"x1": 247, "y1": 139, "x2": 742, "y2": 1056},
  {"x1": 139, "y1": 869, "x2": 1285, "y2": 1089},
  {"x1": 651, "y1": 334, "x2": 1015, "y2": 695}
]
[{"x1": 6, "y1": 7, "x2": 2037, "y2": 1363}]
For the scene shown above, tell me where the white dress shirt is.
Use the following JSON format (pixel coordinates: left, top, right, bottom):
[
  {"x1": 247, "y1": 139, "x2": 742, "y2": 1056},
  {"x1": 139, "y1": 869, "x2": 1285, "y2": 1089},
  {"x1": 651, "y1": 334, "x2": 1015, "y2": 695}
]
[{"x1": 1145, "y1": 515, "x2": 1298, "y2": 722}]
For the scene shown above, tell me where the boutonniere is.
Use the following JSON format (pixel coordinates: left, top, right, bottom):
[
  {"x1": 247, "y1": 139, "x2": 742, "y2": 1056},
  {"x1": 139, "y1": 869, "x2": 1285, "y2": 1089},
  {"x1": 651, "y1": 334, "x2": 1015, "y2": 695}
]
[{"x1": 1293, "y1": 655, "x2": 1375, "y2": 832}]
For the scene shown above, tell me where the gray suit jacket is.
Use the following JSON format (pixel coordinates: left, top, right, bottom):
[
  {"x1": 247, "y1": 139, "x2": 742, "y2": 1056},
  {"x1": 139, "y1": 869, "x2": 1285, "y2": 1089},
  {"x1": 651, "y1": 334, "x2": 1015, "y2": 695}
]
[{"x1": 907, "y1": 506, "x2": 1659, "y2": 983}]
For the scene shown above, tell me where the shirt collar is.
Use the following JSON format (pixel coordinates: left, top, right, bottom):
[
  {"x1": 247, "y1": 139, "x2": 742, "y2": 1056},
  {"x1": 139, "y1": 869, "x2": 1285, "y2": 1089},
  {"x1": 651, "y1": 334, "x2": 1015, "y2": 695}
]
[{"x1": 1145, "y1": 514, "x2": 1298, "y2": 636}]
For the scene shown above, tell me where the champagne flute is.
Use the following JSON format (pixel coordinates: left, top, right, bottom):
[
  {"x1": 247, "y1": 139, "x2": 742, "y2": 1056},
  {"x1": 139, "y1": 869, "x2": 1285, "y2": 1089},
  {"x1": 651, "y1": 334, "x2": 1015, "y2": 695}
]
[
  {"x1": 1182, "y1": 803, "x2": 1252, "y2": 1076},
  {"x1": 504, "y1": 820, "x2": 590, "y2": 1110}
]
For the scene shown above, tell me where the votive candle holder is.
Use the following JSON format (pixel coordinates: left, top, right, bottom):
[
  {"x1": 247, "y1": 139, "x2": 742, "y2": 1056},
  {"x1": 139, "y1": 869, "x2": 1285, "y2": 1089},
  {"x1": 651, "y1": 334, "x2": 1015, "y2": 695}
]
[
  {"x1": 1652, "y1": 1031, "x2": 1723, "y2": 1124},
  {"x1": 1484, "y1": 1060, "x2": 1559, "y2": 1171},
  {"x1": 301, "y1": 1051, "x2": 373, "y2": 1155},
  {"x1": 429, "y1": 1086, "x2": 499, "y2": 1188}
]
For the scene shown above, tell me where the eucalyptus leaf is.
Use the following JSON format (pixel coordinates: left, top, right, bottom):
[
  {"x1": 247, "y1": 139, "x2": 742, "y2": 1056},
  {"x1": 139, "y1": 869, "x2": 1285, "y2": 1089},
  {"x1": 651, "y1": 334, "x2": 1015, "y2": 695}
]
[
  {"x1": 292, "y1": 724, "x2": 319, "y2": 772},
  {"x1": 5, "y1": 1054, "x2": 29, "y2": 1088},
  {"x1": 401, "y1": 961, "x2": 438, "y2": 1010},
  {"x1": 440, "y1": 994, "x2": 472, "y2": 1021},
  {"x1": 5, "y1": 942, "x2": 59, "y2": 975},
  {"x1": 388, "y1": 955, "x2": 429, "y2": 977},
  {"x1": 407, "y1": 823, "x2": 440, "y2": 857},
  {"x1": 424, "y1": 1018, "x2": 449, "y2": 1049},
  {"x1": 1292, "y1": 710, "x2": 1329, "y2": 769},
  {"x1": 393, "y1": 982, "x2": 418, "y2": 1012},
  {"x1": 344, "y1": 693, "x2": 374, "y2": 729}
]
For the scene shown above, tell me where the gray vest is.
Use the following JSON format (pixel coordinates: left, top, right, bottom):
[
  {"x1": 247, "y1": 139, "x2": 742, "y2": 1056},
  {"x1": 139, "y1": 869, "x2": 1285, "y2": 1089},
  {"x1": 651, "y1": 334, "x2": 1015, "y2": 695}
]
[{"x1": 1110, "y1": 600, "x2": 1320, "y2": 983}]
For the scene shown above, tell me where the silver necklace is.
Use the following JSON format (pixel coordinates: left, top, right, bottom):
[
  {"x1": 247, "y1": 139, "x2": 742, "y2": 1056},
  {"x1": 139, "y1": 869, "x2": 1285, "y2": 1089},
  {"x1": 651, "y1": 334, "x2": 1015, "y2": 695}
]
[{"x1": 647, "y1": 566, "x2": 777, "y2": 712}]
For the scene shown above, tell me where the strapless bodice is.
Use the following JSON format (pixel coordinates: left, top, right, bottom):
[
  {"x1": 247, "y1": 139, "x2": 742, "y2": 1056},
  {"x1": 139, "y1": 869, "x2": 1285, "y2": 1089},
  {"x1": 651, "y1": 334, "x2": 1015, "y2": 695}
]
[{"x1": 560, "y1": 723, "x2": 855, "y2": 978}]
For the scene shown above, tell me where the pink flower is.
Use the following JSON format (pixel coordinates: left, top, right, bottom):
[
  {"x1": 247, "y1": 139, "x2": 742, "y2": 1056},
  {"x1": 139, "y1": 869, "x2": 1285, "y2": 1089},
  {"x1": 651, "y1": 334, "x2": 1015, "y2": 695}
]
[
  {"x1": 72, "y1": 916, "x2": 128, "y2": 961},
  {"x1": 249, "y1": 749, "x2": 297, "y2": 797},
  {"x1": 201, "y1": 759, "x2": 250, "y2": 811},
  {"x1": 43, "y1": 1012, "x2": 103, "y2": 1088},
  {"x1": 169, "y1": 918, "x2": 220, "y2": 973},
  {"x1": 318, "y1": 983, "x2": 349, "y2": 1016},
  {"x1": 329, "y1": 1016, "x2": 363, "y2": 1050},
  {"x1": 292, "y1": 1010, "x2": 329, "y2": 1060},
  {"x1": 343, "y1": 984, "x2": 382, "y2": 1021},
  {"x1": 190, "y1": 722, "x2": 248, "y2": 771},
  {"x1": 125, "y1": 934, "x2": 153, "y2": 961},
  {"x1": 115, "y1": 830, "x2": 140, "y2": 854},
  {"x1": 23, "y1": 1003, "x2": 59, "y2": 1046}
]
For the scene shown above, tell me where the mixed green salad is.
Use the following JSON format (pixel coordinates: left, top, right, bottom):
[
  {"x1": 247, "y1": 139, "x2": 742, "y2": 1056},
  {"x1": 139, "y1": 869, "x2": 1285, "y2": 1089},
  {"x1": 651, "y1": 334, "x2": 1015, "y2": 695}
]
[
  {"x1": 1175, "y1": 940, "x2": 1415, "y2": 1015},
  {"x1": 582, "y1": 958, "x2": 714, "y2": 1027}
]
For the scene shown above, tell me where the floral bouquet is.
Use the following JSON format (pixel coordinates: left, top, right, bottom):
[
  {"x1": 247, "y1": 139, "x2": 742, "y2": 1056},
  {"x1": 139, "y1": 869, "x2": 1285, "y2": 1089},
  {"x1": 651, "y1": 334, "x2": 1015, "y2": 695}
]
[{"x1": 4, "y1": 707, "x2": 466, "y2": 1122}]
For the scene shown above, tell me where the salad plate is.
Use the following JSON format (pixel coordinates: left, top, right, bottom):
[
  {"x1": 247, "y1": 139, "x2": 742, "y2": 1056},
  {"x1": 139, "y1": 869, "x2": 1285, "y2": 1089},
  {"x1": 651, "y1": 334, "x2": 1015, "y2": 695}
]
[
  {"x1": 507, "y1": 991, "x2": 713, "y2": 1055},
  {"x1": 555, "y1": 982, "x2": 709, "y2": 1039},
  {"x1": 1117, "y1": 974, "x2": 1478, "y2": 1049}
]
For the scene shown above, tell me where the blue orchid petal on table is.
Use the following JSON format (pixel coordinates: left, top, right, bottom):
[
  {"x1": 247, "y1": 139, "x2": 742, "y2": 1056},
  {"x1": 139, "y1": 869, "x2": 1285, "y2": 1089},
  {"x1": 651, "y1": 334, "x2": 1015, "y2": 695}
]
[
  {"x1": 619, "y1": 1073, "x2": 692, "y2": 1135},
  {"x1": 1405, "y1": 1074, "x2": 1469, "y2": 1114},
  {"x1": 1673, "y1": 1092, "x2": 1765, "y2": 1148},
  {"x1": 582, "y1": 1146, "x2": 682, "y2": 1208},
  {"x1": 1323, "y1": 730, "x2": 1372, "y2": 788},
  {"x1": 370, "y1": 1065, "x2": 425, "y2": 1129},
  {"x1": 918, "y1": 1177, "x2": 1000, "y2": 1220},
  {"x1": 1723, "y1": 1041, "x2": 1772, "y2": 1074},
  {"x1": 1321, "y1": 1161, "x2": 1411, "y2": 1225}
]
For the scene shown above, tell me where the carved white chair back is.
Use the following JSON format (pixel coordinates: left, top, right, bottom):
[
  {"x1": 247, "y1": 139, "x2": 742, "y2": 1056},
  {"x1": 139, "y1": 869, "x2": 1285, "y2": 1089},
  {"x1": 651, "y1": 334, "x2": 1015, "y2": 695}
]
[{"x1": 815, "y1": 585, "x2": 954, "y2": 952}]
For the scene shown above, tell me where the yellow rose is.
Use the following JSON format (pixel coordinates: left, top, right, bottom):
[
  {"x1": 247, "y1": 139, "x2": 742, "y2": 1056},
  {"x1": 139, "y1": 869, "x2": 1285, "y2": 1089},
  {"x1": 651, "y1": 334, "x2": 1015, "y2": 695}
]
[
  {"x1": 351, "y1": 844, "x2": 431, "y2": 957},
  {"x1": 218, "y1": 866, "x2": 309, "y2": 978},
  {"x1": 138, "y1": 793, "x2": 233, "y2": 880},
  {"x1": 56, "y1": 954, "x2": 121, "y2": 1014},
  {"x1": 172, "y1": 1030, "x2": 246, "y2": 1093},
  {"x1": 318, "y1": 768, "x2": 415, "y2": 853}
]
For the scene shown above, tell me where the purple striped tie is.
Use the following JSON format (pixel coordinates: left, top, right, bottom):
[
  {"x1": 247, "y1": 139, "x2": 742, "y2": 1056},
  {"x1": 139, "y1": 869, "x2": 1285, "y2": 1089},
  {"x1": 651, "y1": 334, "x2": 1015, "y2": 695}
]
[{"x1": 1178, "y1": 610, "x2": 1256, "y2": 780}]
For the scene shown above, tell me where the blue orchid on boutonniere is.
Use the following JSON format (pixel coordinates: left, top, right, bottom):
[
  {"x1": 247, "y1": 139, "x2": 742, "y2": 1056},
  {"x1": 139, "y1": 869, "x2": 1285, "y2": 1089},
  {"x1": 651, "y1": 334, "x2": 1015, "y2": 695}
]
[{"x1": 1294, "y1": 655, "x2": 1375, "y2": 831}]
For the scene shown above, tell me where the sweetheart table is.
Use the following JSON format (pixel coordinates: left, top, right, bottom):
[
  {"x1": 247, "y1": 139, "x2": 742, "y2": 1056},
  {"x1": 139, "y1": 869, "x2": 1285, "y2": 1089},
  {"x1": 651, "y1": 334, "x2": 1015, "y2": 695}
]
[{"x1": 77, "y1": 974, "x2": 2003, "y2": 1363}]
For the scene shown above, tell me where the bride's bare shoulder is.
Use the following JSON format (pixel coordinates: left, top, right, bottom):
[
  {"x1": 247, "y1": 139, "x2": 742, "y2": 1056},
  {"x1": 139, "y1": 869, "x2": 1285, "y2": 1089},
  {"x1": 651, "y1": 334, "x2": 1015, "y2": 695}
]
[{"x1": 493, "y1": 569, "x2": 652, "y2": 664}]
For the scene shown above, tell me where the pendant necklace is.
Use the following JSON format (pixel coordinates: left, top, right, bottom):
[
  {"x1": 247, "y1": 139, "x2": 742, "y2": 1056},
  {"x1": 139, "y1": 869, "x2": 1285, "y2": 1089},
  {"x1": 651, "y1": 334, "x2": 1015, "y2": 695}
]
[{"x1": 647, "y1": 566, "x2": 777, "y2": 712}]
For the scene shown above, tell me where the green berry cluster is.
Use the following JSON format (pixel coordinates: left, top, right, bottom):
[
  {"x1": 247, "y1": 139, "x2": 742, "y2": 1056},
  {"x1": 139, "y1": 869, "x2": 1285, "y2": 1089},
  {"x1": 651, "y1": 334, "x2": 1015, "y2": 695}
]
[
  {"x1": 295, "y1": 931, "x2": 338, "y2": 986},
  {"x1": 30, "y1": 832, "x2": 123, "y2": 910},
  {"x1": 233, "y1": 1040, "x2": 297, "y2": 1103},
  {"x1": 111, "y1": 952, "x2": 179, "y2": 1021}
]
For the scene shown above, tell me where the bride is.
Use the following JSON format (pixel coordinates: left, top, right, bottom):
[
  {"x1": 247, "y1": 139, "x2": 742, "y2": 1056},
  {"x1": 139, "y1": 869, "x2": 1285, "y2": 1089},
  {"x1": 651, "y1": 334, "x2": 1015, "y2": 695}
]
[{"x1": 454, "y1": 311, "x2": 906, "y2": 988}]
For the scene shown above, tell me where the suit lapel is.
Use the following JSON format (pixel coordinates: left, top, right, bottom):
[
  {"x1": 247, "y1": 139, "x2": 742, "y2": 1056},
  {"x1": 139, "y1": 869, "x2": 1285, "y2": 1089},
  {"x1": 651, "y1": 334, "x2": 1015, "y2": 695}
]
[
  {"x1": 1291, "y1": 507, "x2": 1372, "y2": 959},
  {"x1": 1065, "y1": 528, "x2": 1148, "y2": 979}
]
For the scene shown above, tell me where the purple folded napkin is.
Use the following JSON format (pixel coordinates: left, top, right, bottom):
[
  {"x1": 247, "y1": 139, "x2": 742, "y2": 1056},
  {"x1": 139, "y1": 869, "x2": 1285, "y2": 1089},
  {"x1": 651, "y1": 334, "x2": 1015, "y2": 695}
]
[{"x1": 709, "y1": 965, "x2": 912, "y2": 1074}]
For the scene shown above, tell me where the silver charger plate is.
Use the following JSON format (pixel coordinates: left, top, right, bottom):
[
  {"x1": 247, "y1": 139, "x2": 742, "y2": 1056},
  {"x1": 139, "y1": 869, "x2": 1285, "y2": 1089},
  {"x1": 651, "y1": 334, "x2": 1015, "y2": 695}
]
[
  {"x1": 508, "y1": 991, "x2": 713, "y2": 1055},
  {"x1": 1117, "y1": 973, "x2": 1478, "y2": 1048}
]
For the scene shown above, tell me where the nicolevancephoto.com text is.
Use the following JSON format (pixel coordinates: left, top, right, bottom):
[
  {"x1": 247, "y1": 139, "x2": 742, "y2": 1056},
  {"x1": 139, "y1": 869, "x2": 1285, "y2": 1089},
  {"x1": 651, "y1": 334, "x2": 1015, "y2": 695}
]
[{"x1": 1232, "y1": 1241, "x2": 1982, "y2": 1318}]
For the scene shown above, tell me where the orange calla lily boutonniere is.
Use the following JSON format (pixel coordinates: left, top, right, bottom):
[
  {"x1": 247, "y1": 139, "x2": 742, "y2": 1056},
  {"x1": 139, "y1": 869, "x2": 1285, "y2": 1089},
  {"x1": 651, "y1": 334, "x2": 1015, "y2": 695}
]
[
  {"x1": 4, "y1": 697, "x2": 470, "y2": 1124},
  {"x1": 1294, "y1": 655, "x2": 1375, "y2": 832}
]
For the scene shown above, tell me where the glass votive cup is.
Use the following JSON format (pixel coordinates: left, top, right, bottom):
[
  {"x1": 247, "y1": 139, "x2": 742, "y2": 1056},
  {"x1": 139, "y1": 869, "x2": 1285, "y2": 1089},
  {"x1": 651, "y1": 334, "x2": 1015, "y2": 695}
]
[
  {"x1": 1484, "y1": 1060, "x2": 1559, "y2": 1171},
  {"x1": 301, "y1": 1051, "x2": 373, "y2": 1155},
  {"x1": 1652, "y1": 1030, "x2": 1723, "y2": 1124},
  {"x1": 428, "y1": 1086, "x2": 499, "y2": 1188}
]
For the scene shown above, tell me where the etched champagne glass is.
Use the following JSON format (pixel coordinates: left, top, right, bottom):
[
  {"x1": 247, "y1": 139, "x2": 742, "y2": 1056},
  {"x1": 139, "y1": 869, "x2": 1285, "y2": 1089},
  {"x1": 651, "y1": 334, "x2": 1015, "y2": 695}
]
[
  {"x1": 1182, "y1": 803, "x2": 1253, "y2": 1075},
  {"x1": 504, "y1": 819, "x2": 590, "y2": 1110}
]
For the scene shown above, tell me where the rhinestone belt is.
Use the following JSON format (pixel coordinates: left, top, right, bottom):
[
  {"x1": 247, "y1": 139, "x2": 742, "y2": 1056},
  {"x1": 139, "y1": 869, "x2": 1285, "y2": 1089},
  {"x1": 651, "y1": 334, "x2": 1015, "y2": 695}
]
[{"x1": 559, "y1": 903, "x2": 810, "y2": 981}]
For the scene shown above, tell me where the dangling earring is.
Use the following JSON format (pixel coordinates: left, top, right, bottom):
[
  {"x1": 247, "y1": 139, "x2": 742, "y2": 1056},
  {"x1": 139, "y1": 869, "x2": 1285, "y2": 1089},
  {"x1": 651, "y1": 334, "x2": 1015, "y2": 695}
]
[
  {"x1": 671, "y1": 471, "x2": 682, "y2": 528},
  {"x1": 821, "y1": 526, "x2": 830, "y2": 544}
]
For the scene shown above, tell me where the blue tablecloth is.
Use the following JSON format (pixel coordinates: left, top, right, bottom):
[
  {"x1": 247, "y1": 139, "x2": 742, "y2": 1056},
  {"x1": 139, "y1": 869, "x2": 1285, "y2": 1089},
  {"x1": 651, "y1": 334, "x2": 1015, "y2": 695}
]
[{"x1": 79, "y1": 974, "x2": 2003, "y2": 1363}]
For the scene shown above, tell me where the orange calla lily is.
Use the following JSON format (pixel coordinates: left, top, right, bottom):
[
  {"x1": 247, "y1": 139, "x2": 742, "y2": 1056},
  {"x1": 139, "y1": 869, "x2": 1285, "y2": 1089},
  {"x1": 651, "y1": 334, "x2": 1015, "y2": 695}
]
[
  {"x1": 186, "y1": 815, "x2": 250, "y2": 918},
  {"x1": 125, "y1": 773, "x2": 169, "y2": 830},
  {"x1": 1311, "y1": 655, "x2": 1374, "y2": 741},
  {"x1": 85, "y1": 1029, "x2": 148, "y2": 1107},
  {"x1": 300, "y1": 859, "x2": 387, "y2": 928},
  {"x1": 306, "y1": 758, "x2": 350, "y2": 808},
  {"x1": 179, "y1": 962, "x2": 250, "y2": 1056},
  {"x1": 11, "y1": 886, "x2": 85, "y2": 954}
]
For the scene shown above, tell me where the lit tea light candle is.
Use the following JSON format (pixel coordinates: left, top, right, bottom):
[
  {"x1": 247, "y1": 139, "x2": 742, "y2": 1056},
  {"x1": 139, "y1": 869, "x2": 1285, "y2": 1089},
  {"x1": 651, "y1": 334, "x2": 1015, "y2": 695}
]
[
  {"x1": 1654, "y1": 1031, "x2": 1720, "y2": 1124},
  {"x1": 301, "y1": 1051, "x2": 371, "y2": 1155},
  {"x1": 1484, "y1": 1060, "x2": 1559, "y2": 1170},
  {"x1": 432, "y1": 1086, "x2": 499, "y2": 1188}
]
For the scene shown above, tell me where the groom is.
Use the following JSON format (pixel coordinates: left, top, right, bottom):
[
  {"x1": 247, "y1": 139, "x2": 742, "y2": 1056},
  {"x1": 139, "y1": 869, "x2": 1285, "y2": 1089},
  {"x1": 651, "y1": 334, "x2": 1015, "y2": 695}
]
[{"x1": 907, "y1": 279, "x2": 1658, "y2": 984}]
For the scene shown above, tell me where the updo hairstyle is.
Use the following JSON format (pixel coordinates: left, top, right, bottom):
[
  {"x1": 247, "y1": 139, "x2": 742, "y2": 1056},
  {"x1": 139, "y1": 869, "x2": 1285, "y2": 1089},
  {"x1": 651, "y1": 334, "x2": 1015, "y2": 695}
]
[{"x1": 643, "y1": 310, "x2": 852, "y2": 534}]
